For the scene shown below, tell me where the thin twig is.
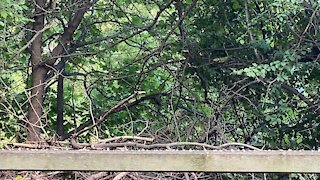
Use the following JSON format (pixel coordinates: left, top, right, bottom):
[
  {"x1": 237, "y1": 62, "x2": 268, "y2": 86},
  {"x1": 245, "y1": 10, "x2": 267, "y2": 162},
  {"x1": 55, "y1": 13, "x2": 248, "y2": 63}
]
[
  {"x1": 72, "y1": 92, "x2": 139, "y2": 137},
  {"x1": 12, "y1": 22, "x2": 54, "y2": 58}
]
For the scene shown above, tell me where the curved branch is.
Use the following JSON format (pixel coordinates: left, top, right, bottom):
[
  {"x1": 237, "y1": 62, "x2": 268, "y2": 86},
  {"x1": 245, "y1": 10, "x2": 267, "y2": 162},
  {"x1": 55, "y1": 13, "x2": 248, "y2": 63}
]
[
  {"x1": 281, "y1": 83, "x2": 320, "y2": 114},
  {"x1": 62, "y1": 92, "x2": 169, "y2": 140}
]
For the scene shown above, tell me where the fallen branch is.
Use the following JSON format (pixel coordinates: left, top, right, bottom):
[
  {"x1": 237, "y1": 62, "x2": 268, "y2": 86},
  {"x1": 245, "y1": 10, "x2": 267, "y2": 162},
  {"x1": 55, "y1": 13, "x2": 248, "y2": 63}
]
[
  {"x1": 71, "y1": 140, "x2": 261, "y2": 151},
  {"x1": 113, "y1": 172, "x2": 129, "y2": 180},
  {"x1": 87, "y1": 172, "x2": 111, "y2": 180},
  {"x1": 10, "y1": 141, "x2": 73, "y2": 149},
  {"x1": 98, "y1": 136, "x2": 155, "y2": 143},
  {"x1": 11, "y1": 143, "x2": 40, "y2": 149}
]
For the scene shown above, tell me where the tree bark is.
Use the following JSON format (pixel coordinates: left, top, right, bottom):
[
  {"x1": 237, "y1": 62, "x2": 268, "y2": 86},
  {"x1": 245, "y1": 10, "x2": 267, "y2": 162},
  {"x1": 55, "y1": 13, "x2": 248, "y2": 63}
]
[
  {"x1": 27, "y1": 0, "x2": 46, "y2": 142},
  {"x1": 56, "y1": 60, "x2": 66, "y2": 137},
  {"x1": 26, "y1": 0, "x2": 90, "y2": 142}
]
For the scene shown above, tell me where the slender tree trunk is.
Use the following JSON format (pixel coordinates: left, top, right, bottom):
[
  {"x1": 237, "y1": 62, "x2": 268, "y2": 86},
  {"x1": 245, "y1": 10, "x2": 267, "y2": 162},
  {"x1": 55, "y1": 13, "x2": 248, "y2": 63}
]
[
  {"x1": 27, "y1": 0, "x2": 46, "y2": 142},
  {"x1": 56, "y1": 61, "x2": 66, "y2": 137}
]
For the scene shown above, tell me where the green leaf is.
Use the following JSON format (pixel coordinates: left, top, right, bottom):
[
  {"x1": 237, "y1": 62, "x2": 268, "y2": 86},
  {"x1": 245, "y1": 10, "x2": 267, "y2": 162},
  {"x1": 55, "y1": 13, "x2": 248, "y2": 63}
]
[
  {"x1": 246, "y1": 71, "x2": 256, "y2": 77},
  {"x1": 0, "y1": 11, "x2": 8, "y2": 18},
  {"x1": 112, "y1": 80, "x2": 120, "y2": 89},
  {"x1": 132, "y1": 16, "x2": 142, "y2": 25}
]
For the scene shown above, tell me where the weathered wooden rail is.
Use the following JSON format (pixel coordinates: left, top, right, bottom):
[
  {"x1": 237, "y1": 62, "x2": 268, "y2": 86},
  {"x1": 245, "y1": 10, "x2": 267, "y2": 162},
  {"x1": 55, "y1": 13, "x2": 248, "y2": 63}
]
[{"x1": 1, "y1": 150, "x2": 320, "y2": 172}]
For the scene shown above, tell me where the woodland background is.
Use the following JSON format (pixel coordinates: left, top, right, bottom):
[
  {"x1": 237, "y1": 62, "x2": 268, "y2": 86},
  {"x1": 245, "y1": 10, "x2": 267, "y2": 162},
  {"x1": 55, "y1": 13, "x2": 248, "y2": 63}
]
[{"x1": 0, "y1": 0, "x2": 320, "y2": 178}]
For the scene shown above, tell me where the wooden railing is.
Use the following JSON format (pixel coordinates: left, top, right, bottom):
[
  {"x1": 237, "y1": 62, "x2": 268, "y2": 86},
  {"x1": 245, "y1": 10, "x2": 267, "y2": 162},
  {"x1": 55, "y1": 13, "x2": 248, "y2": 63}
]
[{"x1": 1, "y1": 150, "x2": 319, "y2": 172}]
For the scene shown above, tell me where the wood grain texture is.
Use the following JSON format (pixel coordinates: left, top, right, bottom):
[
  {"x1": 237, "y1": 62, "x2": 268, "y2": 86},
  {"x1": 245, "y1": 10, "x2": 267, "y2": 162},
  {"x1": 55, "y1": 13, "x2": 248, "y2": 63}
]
[{"x1": 1, "y1": 150, "x2": 319, "y2": 172}]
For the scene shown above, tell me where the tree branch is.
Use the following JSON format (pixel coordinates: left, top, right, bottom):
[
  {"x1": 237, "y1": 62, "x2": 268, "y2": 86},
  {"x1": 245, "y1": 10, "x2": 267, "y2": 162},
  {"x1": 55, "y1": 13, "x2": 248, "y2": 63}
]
[
  {"x1": 62, "y1": 92, "x2": 169, "y2": 140},
  {"x1": 281, "y1": 83, "x2": 320, "y2": 114},
  {"x1": 43, "y1": 0, "x2": 91, "y2": 66}
]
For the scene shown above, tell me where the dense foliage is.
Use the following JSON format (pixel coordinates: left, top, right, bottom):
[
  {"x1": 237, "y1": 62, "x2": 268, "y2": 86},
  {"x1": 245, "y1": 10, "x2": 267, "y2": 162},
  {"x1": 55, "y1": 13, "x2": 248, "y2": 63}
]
[{"x1": 0, "y1": 0, "x2": 319, "y2": 151}]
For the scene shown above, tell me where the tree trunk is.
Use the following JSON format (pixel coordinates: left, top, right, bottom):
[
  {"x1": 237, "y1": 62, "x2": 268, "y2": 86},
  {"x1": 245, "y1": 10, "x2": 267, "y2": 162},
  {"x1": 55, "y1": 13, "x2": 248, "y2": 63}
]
[
  {"x1": 27, "y1": 0, "x2": 46, "y2": 142},
  {"x1": 56, "y1": 61, "x2": 66, "y2": 137},
  {"x1": 27, "y1": 67, "x2": 48, "y2": 141},
  {"x1": 26, "y1": 0, "x2": 90, "y2": 142}
]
